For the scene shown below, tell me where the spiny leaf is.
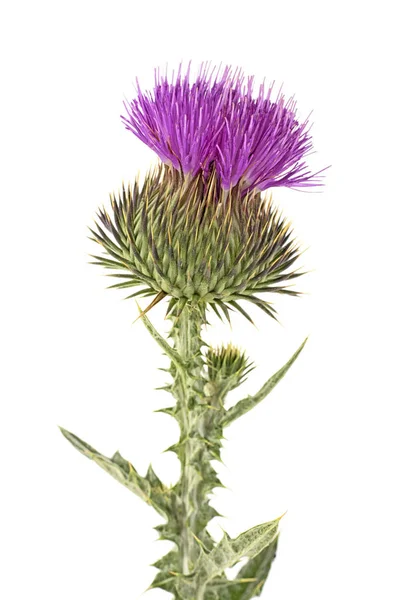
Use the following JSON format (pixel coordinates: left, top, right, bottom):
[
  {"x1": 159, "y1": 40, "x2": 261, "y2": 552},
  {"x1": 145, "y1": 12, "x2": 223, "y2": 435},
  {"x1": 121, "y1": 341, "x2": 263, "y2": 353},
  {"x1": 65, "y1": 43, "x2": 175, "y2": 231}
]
[
  {"x1": 213, "y1": 536, "x2": 278, "y2": 599},
  {"x1": 151, "y1": 549, "x2": 180, "y2": 571},
  {"x1": 222, "y1": 338, "x2": 308, "y2": 426},
  {"x1": 155, "y1": 405, "x2": 178, "y2": 417},
  {"x1": 148, "y1": 570, "x2": 179, "y2": 593},
  {"x1": 154, "y1": 384, "x2": 173, "y2": 393},
  {"x1": 136, "y1": 303, "x2": 187, "y2": 374},
  {"x1": 59, "y1": 427, "x2": 149, "y2": 500},
  {"x1": 193, "y1": 504, "x2": 222, "y2": 534},
  {"x1": 194, "y1": 517, "x2": 281, "y2": 584},
  {"x1": 59, "y1": 427, "x2": 172, "y2": 517},
  {"x1": 154, "y1": 518, "x2": 182, "y2": 544}
]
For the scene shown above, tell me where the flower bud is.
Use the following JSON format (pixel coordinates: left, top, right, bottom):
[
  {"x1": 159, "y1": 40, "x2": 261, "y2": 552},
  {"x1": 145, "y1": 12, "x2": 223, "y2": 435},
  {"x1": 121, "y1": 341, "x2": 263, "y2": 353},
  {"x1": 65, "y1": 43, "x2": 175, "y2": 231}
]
[{"x1": 206, "y1": 344, "x2": 253, "y2": 392}]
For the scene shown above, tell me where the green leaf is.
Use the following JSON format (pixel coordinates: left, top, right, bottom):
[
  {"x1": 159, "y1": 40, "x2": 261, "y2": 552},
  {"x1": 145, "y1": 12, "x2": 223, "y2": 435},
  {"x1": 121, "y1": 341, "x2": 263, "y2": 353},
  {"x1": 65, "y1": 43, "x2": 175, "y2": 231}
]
[
  {"x1": 59, "y1": 427, "x2": 171, "y2": 517},
  {"x1": 195, "y1": 518, "x2": 281, "y2": 585},
  {"x1": 149, "y1": 570, "x2": 179, "y2": 593},
  {"x1": 222, "y1": 338, "x2": 307, "y2": 426},
  {"x1": 149, "y1": 549, "x2": 182, "y2": 594},
  {"x1": 213, "y1": 536, "x2": 278, "y2": 599},
  {"x1": 155, "y1": 405, "x2": 177, "y2": 418},
  {"x1": 174, "y1": 576, "x2": 199, "y2": 599},
  {"x1": 154, "y1": 516, "x2": 182, "y2": 544},
  {"x1": 136, "y1": 303, "x2": 187, "y2": 375},
  {"x1": 152, "y1": 549, "x2": 180, "y2": 571}
]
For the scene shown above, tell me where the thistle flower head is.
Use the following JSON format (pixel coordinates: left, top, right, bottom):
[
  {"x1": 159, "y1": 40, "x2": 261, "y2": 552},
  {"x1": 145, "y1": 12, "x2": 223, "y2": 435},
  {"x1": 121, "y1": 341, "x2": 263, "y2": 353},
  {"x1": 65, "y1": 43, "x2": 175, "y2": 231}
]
[
  {"x1": 122, "y1": 63, "x2": 324, "y2": 193},
  {"x1": 205, "y1": 344, "x2": 253, "y2": 393},
  {"x1": 91, "y1": 165, "x2": 302, "y2": 322}
]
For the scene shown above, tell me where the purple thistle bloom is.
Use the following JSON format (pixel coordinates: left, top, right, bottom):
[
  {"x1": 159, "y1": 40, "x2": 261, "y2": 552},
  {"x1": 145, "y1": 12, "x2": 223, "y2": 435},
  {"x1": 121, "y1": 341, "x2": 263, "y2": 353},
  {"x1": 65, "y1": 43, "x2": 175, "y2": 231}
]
[{"x1": 122, "y1": 63, "x2": 324, "y2": 193}]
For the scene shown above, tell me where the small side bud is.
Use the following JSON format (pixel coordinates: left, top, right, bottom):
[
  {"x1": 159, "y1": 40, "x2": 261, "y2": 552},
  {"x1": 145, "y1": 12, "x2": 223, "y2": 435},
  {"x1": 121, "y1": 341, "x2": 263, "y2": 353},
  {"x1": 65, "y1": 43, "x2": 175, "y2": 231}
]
[{"x1": 205, "y1": 344, "x2": 253, "y2": 392}]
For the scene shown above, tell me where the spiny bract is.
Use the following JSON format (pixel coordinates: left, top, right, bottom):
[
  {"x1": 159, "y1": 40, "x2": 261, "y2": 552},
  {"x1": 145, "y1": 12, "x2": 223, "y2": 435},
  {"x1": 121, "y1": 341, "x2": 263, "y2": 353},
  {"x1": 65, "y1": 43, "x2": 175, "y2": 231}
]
[
  {"x1": 91, "y1": 164, "x2": 302, "y2": 321},
  {"x1": 204, "y1": 344, "x2": 254, "y2": 397}
]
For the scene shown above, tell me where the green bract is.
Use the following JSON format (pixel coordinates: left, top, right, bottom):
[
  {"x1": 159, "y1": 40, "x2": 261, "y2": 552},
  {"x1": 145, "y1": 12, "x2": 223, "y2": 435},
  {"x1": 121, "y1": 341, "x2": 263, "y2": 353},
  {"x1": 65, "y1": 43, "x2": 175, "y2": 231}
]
[
  {"x1": 204, "y1": 344, "x2": 253, "y2": 398},
  {"x1": 91, "y1": 165, "x2": 301, "y2": 321}
]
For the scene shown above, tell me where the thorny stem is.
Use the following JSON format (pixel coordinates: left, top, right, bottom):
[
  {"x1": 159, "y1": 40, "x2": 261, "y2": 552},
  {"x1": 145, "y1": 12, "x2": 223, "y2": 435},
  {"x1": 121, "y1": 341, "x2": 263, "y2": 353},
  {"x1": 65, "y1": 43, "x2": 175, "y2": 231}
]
[{"x1": 170, "y1": 304, "x2": 206, "y2": 577}]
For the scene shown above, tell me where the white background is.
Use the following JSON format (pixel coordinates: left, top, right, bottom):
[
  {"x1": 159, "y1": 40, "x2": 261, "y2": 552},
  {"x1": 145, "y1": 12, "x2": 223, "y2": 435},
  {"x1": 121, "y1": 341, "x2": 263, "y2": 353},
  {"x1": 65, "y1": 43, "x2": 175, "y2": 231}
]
[{"x1": 1, "y1": 1, "x2": 394, "y2": 598}]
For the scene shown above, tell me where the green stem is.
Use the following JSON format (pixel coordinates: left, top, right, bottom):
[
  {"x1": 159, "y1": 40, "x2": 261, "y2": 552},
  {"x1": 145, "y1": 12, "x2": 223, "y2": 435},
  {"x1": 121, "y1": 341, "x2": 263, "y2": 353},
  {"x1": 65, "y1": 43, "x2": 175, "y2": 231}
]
[
  {"x1": 170, "y1": 303, "x2": 207, "y2": 576},
  {"x1": 196, "y1": 584, "x2": 207, "y2": 600}
]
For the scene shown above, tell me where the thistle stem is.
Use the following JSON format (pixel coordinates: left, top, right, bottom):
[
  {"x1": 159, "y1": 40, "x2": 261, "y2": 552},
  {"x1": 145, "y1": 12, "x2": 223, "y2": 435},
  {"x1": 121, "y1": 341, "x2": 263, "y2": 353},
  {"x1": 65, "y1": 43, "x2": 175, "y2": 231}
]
[
  {"x1": 196, "y1": 584, "x2": 207, "y2": 600},
  {"x1": 170, "y1": 304, "x2": 206, "y2": 576}
]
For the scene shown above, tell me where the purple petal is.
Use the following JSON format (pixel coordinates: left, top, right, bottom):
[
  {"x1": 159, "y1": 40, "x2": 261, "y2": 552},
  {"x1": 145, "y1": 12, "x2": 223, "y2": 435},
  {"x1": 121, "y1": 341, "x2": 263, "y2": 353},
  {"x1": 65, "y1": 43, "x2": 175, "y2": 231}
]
[{"x1": 121, "y1": 63, "x2": 324, "y2": 193}]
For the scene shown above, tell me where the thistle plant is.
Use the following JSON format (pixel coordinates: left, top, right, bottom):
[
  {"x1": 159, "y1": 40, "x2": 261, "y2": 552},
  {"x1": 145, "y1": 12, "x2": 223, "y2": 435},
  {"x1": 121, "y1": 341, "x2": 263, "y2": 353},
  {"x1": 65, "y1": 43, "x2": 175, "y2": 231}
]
[{"x1": 61, "y1": 63, "x2": 324, "y2": 599}]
